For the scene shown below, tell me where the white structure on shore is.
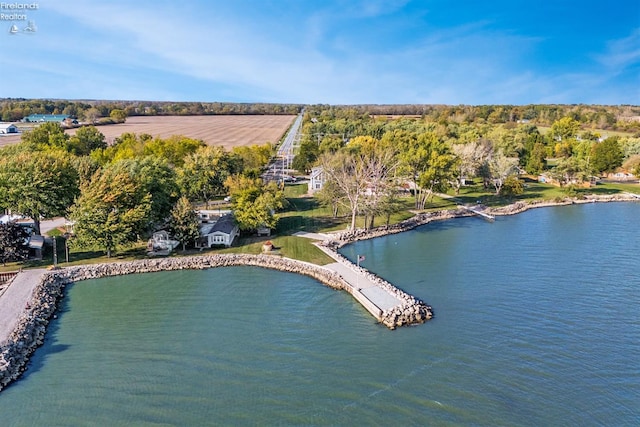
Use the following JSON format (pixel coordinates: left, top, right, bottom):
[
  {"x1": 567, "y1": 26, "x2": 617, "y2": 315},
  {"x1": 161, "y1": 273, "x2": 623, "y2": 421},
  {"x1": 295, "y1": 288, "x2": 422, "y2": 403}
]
[{"x1": 197, "y1": 213, "x2": 239, "y2": 248}]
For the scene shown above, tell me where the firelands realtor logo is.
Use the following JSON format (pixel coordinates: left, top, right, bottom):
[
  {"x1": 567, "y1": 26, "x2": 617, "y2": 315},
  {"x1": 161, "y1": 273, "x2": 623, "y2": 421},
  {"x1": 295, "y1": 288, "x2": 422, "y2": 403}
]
[{"x1": 2, "y1": 2, "x2": 39, "y2": 35}]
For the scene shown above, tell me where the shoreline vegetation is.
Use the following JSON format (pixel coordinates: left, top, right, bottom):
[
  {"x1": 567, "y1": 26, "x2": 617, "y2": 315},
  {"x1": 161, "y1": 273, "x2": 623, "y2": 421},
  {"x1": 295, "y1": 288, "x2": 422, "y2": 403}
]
[{"x1": 0, "y1": 194, "x2": 638, "y2": 392}]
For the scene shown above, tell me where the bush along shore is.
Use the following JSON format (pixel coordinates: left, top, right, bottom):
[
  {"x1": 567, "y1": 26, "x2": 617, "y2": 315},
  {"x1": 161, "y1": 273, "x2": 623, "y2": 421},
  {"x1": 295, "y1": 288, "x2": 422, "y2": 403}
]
[{"x1": 0, "y1": 253, "x2": 433, "y2": 392}]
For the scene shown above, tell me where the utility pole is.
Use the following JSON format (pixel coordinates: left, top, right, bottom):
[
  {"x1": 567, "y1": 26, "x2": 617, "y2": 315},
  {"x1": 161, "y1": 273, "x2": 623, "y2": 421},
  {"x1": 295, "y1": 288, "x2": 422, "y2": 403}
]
[{"x1": 53, "y1": 236, "x2": 57, "y2": 266}]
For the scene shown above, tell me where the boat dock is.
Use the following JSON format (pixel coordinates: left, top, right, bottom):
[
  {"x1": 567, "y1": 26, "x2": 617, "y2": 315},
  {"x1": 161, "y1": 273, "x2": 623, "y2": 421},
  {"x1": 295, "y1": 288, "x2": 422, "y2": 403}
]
[{"x1": 460, "y1": 204, "x2": 495, "y2": 221}]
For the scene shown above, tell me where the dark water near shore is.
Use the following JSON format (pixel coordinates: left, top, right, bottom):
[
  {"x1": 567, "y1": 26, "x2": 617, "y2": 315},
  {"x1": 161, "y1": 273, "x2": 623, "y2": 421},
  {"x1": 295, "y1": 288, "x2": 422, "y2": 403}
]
[{"x1": 1, "y1": 203, "x2": 639, "y2": 426}]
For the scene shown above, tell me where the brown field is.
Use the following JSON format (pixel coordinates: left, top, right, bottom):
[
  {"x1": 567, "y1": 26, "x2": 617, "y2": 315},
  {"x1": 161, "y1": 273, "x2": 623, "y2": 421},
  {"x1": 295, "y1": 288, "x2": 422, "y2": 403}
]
[{"x1": 0, "y1": 115, "x2": 296, "y2": 150}]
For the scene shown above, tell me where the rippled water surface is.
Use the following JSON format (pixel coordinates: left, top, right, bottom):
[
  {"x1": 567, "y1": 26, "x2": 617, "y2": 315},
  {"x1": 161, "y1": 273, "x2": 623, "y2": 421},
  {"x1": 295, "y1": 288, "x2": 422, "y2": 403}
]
[{"x1": 1, "y1": 203, "x2": 638, "y2": 426}]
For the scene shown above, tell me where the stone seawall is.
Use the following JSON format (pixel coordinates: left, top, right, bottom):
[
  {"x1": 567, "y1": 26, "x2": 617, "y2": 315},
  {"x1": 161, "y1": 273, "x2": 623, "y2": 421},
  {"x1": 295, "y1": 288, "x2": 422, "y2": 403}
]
[
  {"x1": 328, "y1": 208, "x2": 474, "y2": 247},
  {"x1": 488, "y1": 194, "x2": 640, "y2": 216},
  {"x1": 0, "y1": 253, "x2": 431, "y2": 392},
  {"x1": 318, "y1": 245, "x2": 433, "y2": 328}
]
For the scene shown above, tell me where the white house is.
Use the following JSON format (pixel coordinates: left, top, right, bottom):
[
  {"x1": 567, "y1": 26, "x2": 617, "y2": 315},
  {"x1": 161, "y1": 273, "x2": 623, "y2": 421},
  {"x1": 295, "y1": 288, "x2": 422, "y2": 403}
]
[
  {"x1": 0, "y1": 123, "x2": 18, "y2": 134},
  {"x1": 146, "y1": 230, "x2": 180, "y2": 255},
  {"x1": 308, "y1": 166, "x2": 325, "y2": 193},
  {"x1": 198, "y1": 213, "x2": 239, "y2": 248}
]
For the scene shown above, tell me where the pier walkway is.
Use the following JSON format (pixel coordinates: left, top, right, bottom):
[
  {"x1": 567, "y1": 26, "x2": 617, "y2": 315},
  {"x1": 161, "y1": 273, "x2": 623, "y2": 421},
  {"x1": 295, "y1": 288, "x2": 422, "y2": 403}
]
[
  {"x1": 435, "y1": 192, "x2": 495, "y2": 221},
  {"x1": 295, "y1": 231, "x2": 405, "y2": 315},
  {"x1": 0, "y1": 269, "x2": 47, "y2": 345}
]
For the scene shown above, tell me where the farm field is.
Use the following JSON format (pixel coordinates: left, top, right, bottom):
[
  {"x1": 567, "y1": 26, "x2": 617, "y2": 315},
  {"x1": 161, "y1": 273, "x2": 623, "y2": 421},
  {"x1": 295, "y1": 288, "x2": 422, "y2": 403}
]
[
  {"x1": 69, "y1": 115, "x2": 296, "y2": 149},
  {"x1": 0, "y1": 115, "x2": 296, "y2": 149}
]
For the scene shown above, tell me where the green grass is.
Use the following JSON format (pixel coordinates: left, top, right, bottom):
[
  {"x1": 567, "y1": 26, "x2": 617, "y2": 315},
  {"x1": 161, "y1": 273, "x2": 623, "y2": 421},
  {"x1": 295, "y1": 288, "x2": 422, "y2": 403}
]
[
  {"x1": 4, "y1": 179, "x2": 634, "y2": 273},
  {"x1": 214, "y1": 235, "x2": 334, "y2": 265}
]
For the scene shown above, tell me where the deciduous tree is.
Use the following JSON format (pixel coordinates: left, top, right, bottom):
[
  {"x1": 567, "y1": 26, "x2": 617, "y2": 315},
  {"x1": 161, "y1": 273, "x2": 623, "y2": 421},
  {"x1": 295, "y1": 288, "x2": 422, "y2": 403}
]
[
  {"x1": 69, "y1": 163, "x2": 152, "y2": 257},
  {"x1": 67, "y1": 125, "x2": 107, "y2": 155},
  {"x1": 591, "y1": 137, "x2": 624, "y2": 174},
  {"x1": 0, "y1": 222, "x2": 30, "y2": 265},
  {"x1": 0, "y1": 149, "x2": 79, "y2": 235},
  {"x1": 168, "y1": 196, "x2": 201, "y2": 251},
  {"x1": 225, "y1": 176, "x2": 285, "y2": 231}
]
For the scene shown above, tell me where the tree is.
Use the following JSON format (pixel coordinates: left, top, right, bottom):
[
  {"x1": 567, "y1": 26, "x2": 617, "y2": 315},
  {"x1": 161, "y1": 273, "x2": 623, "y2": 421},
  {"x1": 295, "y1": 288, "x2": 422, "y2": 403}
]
[
  {"x1": 178, "y1": 146, "x2": 237, "y2": 207},
  {"x1": 525, "y1": 142, "x2": 547, "y2": 175},
  {"x1": 320, "y1": 151, "x2": 369, "y2": 230},
  {"x1": 119, "y1": 157, "x2": 179, "y2": 227},
  {"x1": 20, "y1": 122, "x2": 69, "y2": 150},
  {"x1": 0, "y1": 149, "x2": 79, "y2": 235},
  {"x1": 549, "y1": 117, "x2": 580, "y2": 141},
  {"x1": 69, "y1": 163, "x2": 152, "y2": 257},
  {"x1": 489, "y1": 150, "x2": 520, "y2": 195},
  {"x1": 109, "y1": 109, "x2": 127, "y2": 123},
  {"x1": 0, "y1": 222, "x2": 30, "y2": 265},
  {"x1": 500, "y1": 175, "x2": 524, "y2": 197},
  {"x1": 168, "y1": 196, "x2": 200, "y2": 251},
  {"x1": 550, "y1": 157, "x2": 589, "y2": 188},
  {"x1": 143, "y1": 135, "x2": 205, "y2": 167},
  {"x1": 451, "y1": 140, "x2": 493, "y2": 194},
  {"x1": 225, "y1": 176, "x2": 285, "y2": 231},
  {"x1": 292, "y1": 137, "x2": 319, "y2": 173},
  {"x1": 349, "y1": 136, "x2": 398, "y2": 229},
  {"x1": 67, "y1": 125, "x2": 107, "y2": 155},
  {"x1": 591, "y1": 137, "x2": 624, "y2": 174},
  {"x1": 83, "y1": 107, "x2": 101, "y2": 124}
]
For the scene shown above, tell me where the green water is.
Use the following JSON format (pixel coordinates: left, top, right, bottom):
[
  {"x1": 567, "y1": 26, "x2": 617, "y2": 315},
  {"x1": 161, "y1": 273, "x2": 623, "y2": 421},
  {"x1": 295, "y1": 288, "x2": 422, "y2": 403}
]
[{"x1": 1, "y1": 203, "x2": 639, "y2": 426}]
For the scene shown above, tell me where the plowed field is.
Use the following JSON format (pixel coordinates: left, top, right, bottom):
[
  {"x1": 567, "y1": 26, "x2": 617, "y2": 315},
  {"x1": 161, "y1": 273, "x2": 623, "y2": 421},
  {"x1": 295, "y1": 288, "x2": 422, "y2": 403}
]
[{"x1": 0, "y1": 115, "x2": 296, "y2": 149}]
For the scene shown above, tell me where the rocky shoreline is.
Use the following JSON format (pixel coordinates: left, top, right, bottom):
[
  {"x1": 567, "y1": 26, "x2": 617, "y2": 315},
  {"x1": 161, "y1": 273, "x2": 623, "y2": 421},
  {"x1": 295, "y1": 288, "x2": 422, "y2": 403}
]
[
  {"x1": 1, "y1": 194, "x2": 637, "y2": 392},
  {"x1": 324, "y1": 194, "x2": 639, "y2": 246},
  {"x1": 0, "y1": 253, "x2": 432, "y2": 392}
]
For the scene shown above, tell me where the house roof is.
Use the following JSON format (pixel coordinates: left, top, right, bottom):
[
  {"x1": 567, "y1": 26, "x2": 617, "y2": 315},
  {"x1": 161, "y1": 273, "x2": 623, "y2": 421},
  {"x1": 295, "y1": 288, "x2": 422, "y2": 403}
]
[
  {"x1": 310, "y1": 166, "x2": 324, "y2": 179},
  {"x1": 24, "y1": 114, "x2": 71, "y2": 122},
  {"x1": 211, "y1": 213, "x2": 237, "y2": 234}
]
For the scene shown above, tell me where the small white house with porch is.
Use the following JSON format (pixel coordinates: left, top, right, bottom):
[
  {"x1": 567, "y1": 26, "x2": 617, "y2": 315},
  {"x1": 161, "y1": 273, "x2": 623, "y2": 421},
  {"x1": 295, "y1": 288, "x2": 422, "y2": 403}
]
[{"x1": 197, "y1": 213, "x2": 239, "y2": 248}]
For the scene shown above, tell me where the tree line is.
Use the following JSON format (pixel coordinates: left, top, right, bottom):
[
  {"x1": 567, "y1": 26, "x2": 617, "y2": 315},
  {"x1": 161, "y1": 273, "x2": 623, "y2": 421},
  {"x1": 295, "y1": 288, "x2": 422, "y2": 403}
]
[
  {"x1": 296, "y1": 108, "x2": 640, "y2": 230},
  {"x1": 0, "y1": 123, "x2": 284, "y2": 260},
  {"x1": 0, "y1": 99, "x2": 303, "y2": 122}
]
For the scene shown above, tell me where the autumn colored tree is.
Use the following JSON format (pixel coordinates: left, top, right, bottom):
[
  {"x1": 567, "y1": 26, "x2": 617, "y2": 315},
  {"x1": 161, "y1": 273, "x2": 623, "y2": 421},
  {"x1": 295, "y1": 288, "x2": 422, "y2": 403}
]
[
  {"x1": 69, "y1": 162, "x2": 152, "y2": 257},
  {"x1": 0, "y1": 149, "x2": 79, "y2": 235},
  {"x1": 168, "y1": 196, "x2": 201, "y2": 251}
]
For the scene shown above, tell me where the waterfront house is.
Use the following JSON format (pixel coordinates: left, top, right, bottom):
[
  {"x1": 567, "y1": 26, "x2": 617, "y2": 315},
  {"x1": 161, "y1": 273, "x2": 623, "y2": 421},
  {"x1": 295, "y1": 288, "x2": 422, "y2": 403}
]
[
  {"x1": 197, "y1": 213, "x2": 239, "y2": 248},
  {"x1": 0, "y1": 123, "x2": 18, "y2": 134},
  {"x1": 146, "y1": 230, "x2": 180, "y2": 255},
  {"x1": 308, "y1": 166, "x2": 325, "y2": 193}
]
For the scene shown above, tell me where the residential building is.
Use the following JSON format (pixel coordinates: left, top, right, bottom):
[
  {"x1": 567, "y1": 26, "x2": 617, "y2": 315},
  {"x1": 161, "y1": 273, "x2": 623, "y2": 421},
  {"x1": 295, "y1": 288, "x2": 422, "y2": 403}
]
[{"x1": 197, "y1": 213, "x2": 239, "y2": 248}]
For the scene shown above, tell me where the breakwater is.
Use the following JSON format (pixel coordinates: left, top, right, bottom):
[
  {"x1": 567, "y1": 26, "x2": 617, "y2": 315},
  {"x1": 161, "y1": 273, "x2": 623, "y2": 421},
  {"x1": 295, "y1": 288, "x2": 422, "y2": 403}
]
[{"x1": 0, "y1": 254, "x2": 432, "y2": 392}]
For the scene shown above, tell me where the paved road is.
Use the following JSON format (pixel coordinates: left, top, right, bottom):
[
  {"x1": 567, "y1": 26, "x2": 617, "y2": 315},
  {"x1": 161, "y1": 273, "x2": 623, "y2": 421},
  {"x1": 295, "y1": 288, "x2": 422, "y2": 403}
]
[
  {"x1": 0, "y1": 269, "x2": 47, "y2": 345},
  {"x1": 263, "y1": 110, "x2": 304, "y2": 182}
]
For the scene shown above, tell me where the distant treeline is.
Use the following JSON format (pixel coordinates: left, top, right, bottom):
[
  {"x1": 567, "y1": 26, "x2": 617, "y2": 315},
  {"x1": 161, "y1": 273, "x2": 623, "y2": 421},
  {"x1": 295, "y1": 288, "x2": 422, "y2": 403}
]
[
  {"x1": 305, "y1": 104, "x2": 640, "y2": 132},
  {"x1": 0, "y1": 99, "x2": 304, "y2": 122},
  {"x1": 1, "y1": 99, "x2": 639, "y2": 132}
]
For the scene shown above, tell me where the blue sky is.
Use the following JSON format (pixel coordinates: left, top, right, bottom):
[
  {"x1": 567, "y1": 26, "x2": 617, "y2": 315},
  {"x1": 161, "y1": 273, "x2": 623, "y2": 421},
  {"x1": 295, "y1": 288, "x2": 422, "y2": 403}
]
[{"x1": 1, "y1": 0, "x2": 638, "y2": 105}]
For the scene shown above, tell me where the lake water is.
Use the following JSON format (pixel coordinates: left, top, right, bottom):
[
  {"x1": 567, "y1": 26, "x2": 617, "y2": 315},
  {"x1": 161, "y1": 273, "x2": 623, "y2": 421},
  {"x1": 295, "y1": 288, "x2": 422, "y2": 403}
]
[{"x1": 1, "y1": 203, "x2": 639, "y2": 426}]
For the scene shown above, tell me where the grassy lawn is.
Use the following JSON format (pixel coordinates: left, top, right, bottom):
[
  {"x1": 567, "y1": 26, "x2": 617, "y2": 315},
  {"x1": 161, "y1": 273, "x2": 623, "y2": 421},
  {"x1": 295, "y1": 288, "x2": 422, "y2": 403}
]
[
  {"x1": 3, "y1": 179, "x2": 635, "y2": 272},
  {"x1": 215, "y1": 235, "x2": 334, "y2": 265}
]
